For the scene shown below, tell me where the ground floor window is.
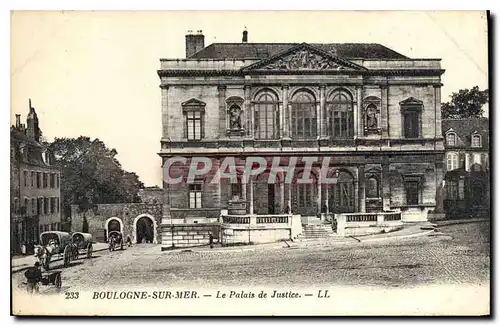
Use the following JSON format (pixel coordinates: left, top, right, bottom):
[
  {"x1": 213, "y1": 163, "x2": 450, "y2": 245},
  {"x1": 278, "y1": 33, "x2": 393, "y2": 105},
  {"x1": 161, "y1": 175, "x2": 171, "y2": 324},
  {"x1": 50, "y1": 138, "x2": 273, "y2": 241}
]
[
  {"x1": 189, "y1": 184, "x2": 202, "y2": 208},
  {"x1": 328, "y1": 171, "x2": 355, "y2": 213},
  {"x1": 404, "y1": 178, "x2": 421, "y2": 205}
]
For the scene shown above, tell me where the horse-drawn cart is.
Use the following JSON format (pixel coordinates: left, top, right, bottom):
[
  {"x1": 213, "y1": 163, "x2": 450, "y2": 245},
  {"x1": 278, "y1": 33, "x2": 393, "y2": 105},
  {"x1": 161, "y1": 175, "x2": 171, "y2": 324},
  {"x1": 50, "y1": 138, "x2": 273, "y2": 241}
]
[
  {"x1": 36, "y1": 231, "x2": 74, "y2": 270},
  {"x1": 24, "y1": 267, "x2": 62, "y2": 293},
  {"x1": 108, "y1": 231, "x2": 124, "y2": 251},
  {"x1": 72, "y1": 232, "x2": 93, "y2": 258}
]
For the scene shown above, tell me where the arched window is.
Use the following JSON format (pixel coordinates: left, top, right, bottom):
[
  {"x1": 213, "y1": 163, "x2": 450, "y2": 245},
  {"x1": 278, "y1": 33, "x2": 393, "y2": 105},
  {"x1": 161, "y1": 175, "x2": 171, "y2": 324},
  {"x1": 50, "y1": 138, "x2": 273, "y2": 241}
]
[
  {"x1": 446, "y1": 133, "x2": 456, "y2": 146},
  {"x1": 328, "y1": 171, "x2": 355, "y2": 213},
  {"x1": 291, "y1": 91, "x2": 317, "y2": 139},
  {"x1": 254, "y1": 90, "x2": 279, "y2": 139},
  {"x1": 327, "y1": 90, "x2": 354, "y2": 139},
  {"x1": 471, "y1": 134, "x2": 482, "y2": 148},
  {"x1": 292, "y1": 170, "x2": 317, "y2": 215},
  {"x1": 366, "y1": 177, "x2": 379, "y2": 198},
  {"x1": 446, "y1": 153, "x2": 459, "y2": 171}
]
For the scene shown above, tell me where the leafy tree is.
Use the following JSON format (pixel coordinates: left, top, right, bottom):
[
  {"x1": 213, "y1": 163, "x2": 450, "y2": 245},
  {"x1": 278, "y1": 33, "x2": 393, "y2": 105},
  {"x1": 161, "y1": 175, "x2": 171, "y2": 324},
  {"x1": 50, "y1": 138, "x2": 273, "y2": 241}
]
[
  {"x1": 441, "y1": 86, "x2": 489, "y2": 119},
  {"x1": 48, "y1": 137, "x2": 144, "y2": 216}
]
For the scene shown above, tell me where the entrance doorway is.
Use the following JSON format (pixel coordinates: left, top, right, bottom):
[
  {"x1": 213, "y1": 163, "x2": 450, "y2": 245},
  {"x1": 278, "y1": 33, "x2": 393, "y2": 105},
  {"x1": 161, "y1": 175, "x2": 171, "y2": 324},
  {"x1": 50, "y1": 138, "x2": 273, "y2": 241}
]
[{"x1": 136, "y1": 216, "x2": 154, "y2": 244}]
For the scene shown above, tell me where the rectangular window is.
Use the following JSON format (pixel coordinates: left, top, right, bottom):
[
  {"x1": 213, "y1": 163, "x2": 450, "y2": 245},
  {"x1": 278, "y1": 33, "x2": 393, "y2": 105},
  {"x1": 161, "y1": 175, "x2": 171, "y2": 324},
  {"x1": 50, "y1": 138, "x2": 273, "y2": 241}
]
[
  {"x1": 447, "y1": 181, "x2": 459, "y2": 200},
  {"x1": 56, "y1": 174, "x2": 60, "y2": 188},
  {"x1": 50, "y1": 173, "x2": 55, "y2": 188},
  {"x1": 50, "y1": 198, "x2": 55, "y2": 214},
  {"x1": 44, "y1": 197, "x2": 49, "y2": 215},
  {"x1": 446, "y1": 134, "x2": 456, "y2": 146},
  {"x1": 185, "y1": 111, "x2": 203, "y2": 140},
  {"x1": 57, "y1": 197, "x2": 60, "y2": 213},
  {"x1": 403, "y1": 111, "x2": 419, "y2": 138},
  {"x1": 189, "y1": 184, "x2": 202, "y2": 208},
  {"x1": 23, "y1": 170, "x2": 28, "y2": 187},
  {"x1": 31, "y1": 171, "x2": 35, "y2": 187},
  {"x1": 37, "y1": 172, "x2": 41, "y2": 188},
  {"x1": 43, "y1": 173, "x2": 47, "y2": 188},
  {"x1": 405, "y1": 180, "x2": 420, "y2": 205}
]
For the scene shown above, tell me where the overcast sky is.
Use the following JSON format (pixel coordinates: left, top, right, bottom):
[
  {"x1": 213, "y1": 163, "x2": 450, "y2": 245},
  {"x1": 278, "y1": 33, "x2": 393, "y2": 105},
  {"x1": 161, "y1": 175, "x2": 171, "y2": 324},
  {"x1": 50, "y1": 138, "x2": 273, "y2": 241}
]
[{"x1": 10, "y1": 11, "x2": 488, "y2": 187}]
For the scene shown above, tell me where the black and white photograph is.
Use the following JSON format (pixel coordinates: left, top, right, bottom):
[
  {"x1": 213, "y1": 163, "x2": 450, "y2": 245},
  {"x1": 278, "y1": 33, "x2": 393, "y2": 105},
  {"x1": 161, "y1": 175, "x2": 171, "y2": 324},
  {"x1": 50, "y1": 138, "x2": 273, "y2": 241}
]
[{"x1": 9, "y1": 10, "x2": 490, "y2": 316}]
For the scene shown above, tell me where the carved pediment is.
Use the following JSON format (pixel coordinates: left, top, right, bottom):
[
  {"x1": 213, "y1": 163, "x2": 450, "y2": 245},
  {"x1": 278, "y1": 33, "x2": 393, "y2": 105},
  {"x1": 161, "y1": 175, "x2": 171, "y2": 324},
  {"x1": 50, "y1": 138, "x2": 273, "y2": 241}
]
[
  {"x1": 181, "y1": 98, "x2": 206, "y2": 107},
  {"x1": 242, "y1": 43, "x2": 366, "y2": 72}
]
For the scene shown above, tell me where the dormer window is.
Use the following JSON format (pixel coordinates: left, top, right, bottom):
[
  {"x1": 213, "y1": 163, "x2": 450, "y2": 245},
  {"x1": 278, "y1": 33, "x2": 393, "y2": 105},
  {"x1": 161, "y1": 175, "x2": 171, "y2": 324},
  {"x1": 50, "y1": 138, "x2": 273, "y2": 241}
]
[
  {"x1": 471, "y1": 134, "x2": 482, "y2": 148},
  {"x1": 446, "y1": 133, "x2": 456, "y2": 146}
]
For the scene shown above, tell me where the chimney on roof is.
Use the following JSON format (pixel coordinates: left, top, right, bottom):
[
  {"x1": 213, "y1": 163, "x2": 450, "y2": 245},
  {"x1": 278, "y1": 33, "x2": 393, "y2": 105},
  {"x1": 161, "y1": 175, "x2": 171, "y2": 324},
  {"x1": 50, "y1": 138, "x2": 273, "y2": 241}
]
[
  {"x1": 15, "y1": 114, "x2": 21, "y2": 128},
  {"x1": 185, "y1": 30, "x2": 205, "y2": 58},
  {"x1": 242, "y1": 28, "x2": 248, "y2": 43}
]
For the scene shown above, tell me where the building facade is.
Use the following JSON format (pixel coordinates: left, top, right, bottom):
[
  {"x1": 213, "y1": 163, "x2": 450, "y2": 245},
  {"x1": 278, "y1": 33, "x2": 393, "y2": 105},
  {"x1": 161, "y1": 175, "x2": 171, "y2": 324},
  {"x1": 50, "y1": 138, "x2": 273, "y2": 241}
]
[
  {"x1": 442, "y1": 118, "x2": 490, "y2": 218},
  {"x1": 70, "y1": 187, "x2": 164, "y2": 244},
  {"x1": 10, "y1": 101, "x2": 62, "y2": 253},
  {"x1": 157, "y1": 31, "x2": 445, "y2": 226}
]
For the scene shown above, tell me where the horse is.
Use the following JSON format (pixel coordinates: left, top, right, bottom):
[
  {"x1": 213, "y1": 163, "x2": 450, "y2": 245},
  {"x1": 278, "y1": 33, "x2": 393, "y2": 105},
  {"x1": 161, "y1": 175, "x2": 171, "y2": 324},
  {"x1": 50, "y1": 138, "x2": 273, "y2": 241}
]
[{"x1": 33, "y1": 241, "x2": 58, "y2": 271}]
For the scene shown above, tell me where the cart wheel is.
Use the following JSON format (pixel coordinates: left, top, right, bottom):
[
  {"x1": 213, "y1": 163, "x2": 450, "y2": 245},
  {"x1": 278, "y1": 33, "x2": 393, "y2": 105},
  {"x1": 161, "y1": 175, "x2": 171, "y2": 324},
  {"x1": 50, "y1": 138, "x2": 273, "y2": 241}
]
[
  {"x1": 55, "y1": 273, "x2": 62, "y2": 289},
  {"x1": 63, "y1": 245, "x2": 71, "y2": 267},
  {"x1": 87, "y1": 243, "x2": 93, "y2": 258}
]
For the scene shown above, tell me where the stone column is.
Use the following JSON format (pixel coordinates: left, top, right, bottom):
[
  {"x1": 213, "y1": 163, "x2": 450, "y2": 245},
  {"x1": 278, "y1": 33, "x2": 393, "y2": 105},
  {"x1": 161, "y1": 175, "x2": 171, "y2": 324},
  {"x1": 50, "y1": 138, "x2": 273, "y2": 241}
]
[
  {"x1": 382, "y1": 160, "x2": 391, "y2": 211},
  {"x1": 356, "y1": 86, "x2": 363, "y2": 138},
  {"x1": 278, "y1": 102, "x2": 284, "y2": 139},
  {"x1": 435, "y1": 161, "x2": 444, "y2": 213},
  {"x1": 325, "y1": 185, "x2": 330, "y2": 214},
  {"x1": 249, "y1": 178, "x2": 254, "y2": 215},
  {"x1": 244, "y1": 85, "x2": 252, "y2": 137},
  {"x1": 316, "y1": 176, "x2": 322, "y2": 214},
  {"x1": 218, "y1": 85, "x2": 227, "y2": 138},
  {"x1": 282, "y1": 85, "x2": 290, "y2": 138},
  {"x1": 160, "y1": 85, "x2": 170, "y2": 140},
  {"x1": 358, "y1": 165, "x2": 366, "y2": 212},
  {"x1": 434, "y1": 85, "x2": 442, "y2": 138},
  {"x1": 280, "y1": 180, "x2": 285, "y2": 212},
  {"x1": 381, "y1": 86, "x2": 389, "y2": 138},
  {"x1": 319, "y1": 85, "x2": 326, "y2": 138}
]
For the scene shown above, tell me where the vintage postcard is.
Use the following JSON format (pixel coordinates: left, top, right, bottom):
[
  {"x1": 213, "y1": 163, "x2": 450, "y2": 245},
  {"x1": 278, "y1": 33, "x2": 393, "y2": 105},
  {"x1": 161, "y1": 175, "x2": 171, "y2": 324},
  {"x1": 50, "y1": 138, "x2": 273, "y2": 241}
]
[{"x1": 10, "y1": 10, "x2": 490, "y2": 316}]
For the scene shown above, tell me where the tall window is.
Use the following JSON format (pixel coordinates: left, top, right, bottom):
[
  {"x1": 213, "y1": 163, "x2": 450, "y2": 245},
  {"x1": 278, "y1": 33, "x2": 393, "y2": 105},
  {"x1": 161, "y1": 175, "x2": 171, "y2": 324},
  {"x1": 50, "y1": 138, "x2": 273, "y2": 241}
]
[
  {"x1": 446, "y1": 153, "x2": 459, "y2": 171},
  {"x1": 31, "y1": 171, "x2": 35, "y2": 187},
  {"x1": 328, "y1": 171, "x2": 355, "y2": 213},
  {"x1": 403, "y1": 111, "x2": 419, "y2": 138},
  {"x1": 23, "y1": 171, "x2": 28, "y2": 187},
  {"x1": 37, "y1": 172, "x2": 41, "y2": 188},
  {"x1": 446, "y1": 133, "x2": 456, "y2": 146},
  {"x1": 31, "y1": 198, "x2": 35, "y2": 215},
  {"x1": 291, "y1": 91, "x2": 317, "y2": 139},
  {"x1": 182, "y1": 98, "x2": 206, "y2": 141},
  {"x1": 366, "y1": 177, "x2": 379, "y2": 198},
  {"x1": 230, "y1": 179, "x2": 243, "y2": 199},
  {"x1": 185, "y1": 111, "x2": 203, "y2": 140},
  {"x1": 43, "y1": 173, "x2": 48, "y2": 188},
  {"x1": 328, "y1": 90, "x2": 354, "y2": 138},
  {"x1": 404, "y1": 176, "x2": 422, "y2": 205},
  {"x1": 446, "y1": 180, "x2": 459, "y2": 200},
  {"x1": 24, "y1": 198, "x2": 28, "y2": 214},
  {"x1": 189, "y1": 184, "x2": 202, "y2": 208},
  {"x1": 254, "y1": 90, "x2": 279, "y2": 139},
  {"x1": 471, "y1": 134, "x2": 482, "y2": 148},
  {"x1": 400, "y1": 98, "x2": 422, "y2": 139}
]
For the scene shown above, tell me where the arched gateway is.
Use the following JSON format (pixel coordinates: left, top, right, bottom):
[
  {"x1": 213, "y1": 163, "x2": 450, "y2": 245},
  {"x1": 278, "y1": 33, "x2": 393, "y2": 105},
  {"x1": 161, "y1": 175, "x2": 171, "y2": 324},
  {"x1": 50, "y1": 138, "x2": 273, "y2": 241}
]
[{"x1": 133, "y1": 214, "x2": 158, "y2": 244}]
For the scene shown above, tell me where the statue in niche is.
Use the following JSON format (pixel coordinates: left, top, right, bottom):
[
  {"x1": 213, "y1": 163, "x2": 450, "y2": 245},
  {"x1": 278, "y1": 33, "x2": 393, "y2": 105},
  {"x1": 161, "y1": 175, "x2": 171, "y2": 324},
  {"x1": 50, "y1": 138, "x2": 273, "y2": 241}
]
[
  {"x1": 365, "y1": 104, "x2": 378, "y2": 130},
  {"x1": 229, "y1": 105, "x2": 242, "y2": 130}
]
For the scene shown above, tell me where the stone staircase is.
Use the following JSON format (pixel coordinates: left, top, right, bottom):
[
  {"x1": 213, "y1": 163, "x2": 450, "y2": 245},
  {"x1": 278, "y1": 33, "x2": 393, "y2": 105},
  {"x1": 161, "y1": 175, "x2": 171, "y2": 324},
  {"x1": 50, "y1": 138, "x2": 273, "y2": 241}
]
[{"x1": 297, "y1": 223, "x2": 337, "y2": 240}]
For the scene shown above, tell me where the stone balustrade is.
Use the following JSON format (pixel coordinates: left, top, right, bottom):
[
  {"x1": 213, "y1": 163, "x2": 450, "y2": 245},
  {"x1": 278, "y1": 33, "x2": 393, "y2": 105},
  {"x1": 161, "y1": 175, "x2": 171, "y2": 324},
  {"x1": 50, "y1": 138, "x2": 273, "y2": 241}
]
[{"x1": 334, "y1": 211, "x2": 403, "y2": 236}]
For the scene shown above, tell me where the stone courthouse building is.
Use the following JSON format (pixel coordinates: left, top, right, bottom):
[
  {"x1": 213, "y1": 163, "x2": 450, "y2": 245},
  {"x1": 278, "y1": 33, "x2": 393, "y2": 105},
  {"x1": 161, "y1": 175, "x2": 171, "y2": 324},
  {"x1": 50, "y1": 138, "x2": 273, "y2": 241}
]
[{"x1": 157, "y1": 30, "x2": 445, "y2": 237}]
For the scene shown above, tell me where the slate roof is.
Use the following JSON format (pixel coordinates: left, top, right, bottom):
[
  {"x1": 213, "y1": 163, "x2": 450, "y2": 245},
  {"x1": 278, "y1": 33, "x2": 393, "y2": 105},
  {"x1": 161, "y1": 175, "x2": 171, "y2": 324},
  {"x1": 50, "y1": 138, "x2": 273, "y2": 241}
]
[
  {"x1": 188, "y1": 43, "x2": 409, "y2": 60},
  {"x1": 442, "y1": 118, "x2": 490, "y2": 150}
]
